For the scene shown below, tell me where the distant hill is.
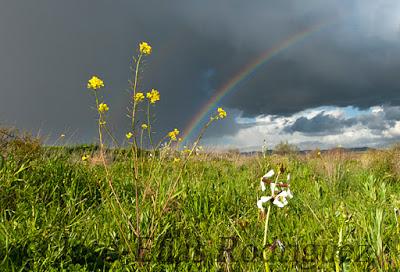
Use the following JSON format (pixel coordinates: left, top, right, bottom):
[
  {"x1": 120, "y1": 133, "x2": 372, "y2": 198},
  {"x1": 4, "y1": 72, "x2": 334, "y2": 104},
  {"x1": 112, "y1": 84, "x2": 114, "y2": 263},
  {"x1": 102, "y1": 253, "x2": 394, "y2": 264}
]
[{"x1": 240, "y1": 146, "x2": 374, "y2": 156}]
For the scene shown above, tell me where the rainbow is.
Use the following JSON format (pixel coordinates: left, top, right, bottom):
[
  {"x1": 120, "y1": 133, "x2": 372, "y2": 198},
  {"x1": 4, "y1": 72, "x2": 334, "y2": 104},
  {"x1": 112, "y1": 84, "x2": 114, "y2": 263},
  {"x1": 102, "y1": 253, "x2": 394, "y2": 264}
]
[{"x1": 182, "y1": 19, "x2": 336, "y2": 142}]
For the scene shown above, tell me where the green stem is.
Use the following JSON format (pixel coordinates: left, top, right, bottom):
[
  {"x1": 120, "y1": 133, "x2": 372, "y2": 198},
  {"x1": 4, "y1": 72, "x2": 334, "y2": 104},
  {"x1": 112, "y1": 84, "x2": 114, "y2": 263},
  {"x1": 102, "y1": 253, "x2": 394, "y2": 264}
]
[
  {"x1": 103, "y1": 125, "x2": 120, "y2": 148},
  {"x1": 186, "y1": 117, "x2": 215, "y2": 160},
  {"x1": 147, "y1": 101, "x2": 154, "y2": 150},
  {"x1": 263, "y1": 204, "x2": 272, "y2": 272},
  {"x1": 262, "y1": 172, "x2": 280, "y2": 272},
  {"x1": 335, "y1": 224, "x2": 343, "y2": 272},
  {"x1": 131, "y1": 53, "x2": 142, "y2": 130},
  {"x1": 147, "y1": 117, "x2": 217, "y2": 240},
  {"x1": 131, "y1": 53, "x2": 142, "y2": 242},
  {"x1": 92, "y1": 91, "x2": 136, "y2": 254},
  {"x1": 93, "y1": 92, "x2": 103, "y2": 150}
]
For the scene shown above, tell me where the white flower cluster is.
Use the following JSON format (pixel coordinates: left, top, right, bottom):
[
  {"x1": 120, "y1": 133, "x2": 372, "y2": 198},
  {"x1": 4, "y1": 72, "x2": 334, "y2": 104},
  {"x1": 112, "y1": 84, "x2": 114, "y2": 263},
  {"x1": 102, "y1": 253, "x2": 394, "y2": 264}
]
[{"x1": 257, "y1": 169, "x2": 293, "y2": 211}]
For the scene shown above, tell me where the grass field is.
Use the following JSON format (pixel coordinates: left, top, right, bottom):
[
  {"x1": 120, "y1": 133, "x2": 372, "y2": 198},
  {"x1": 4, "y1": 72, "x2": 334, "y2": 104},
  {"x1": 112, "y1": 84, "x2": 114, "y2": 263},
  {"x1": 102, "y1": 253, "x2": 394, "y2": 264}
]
[{"x1": 1, "y1": 135, "x2": 400, "y2": 271}]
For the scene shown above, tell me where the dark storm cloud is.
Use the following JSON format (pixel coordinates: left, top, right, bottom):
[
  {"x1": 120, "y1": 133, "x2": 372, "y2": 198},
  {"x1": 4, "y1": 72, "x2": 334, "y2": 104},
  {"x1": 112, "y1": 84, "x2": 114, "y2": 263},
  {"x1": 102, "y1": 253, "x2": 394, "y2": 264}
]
[
  {"x1": 227, "y1": 39, "x2": 400, "y2": 117},
  {"x1": 1, "y1": 0, "x2": 400, "y2": 144},
  {"x1": 284, "y1": 112, "x2": 357, "y2": 135}
]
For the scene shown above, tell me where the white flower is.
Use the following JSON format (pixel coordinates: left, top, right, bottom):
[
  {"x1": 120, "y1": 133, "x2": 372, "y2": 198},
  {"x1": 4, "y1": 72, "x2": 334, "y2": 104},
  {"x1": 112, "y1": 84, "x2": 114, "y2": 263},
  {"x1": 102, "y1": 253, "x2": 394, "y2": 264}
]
[
  {"x1": 257, "y1": 196, "x2": 272, "y2": 211},
  {"x1": 257, "y1": 170, "x2": 293, "y2": 211},
  {"x1": 260, "y1": 169, "x2": 275, "y2": 191},
  {"x1": 260, "y1": 181, "x2": 267, "y2": 192},
  {"x1": 264, "y1": 169, "x2": 275, "y2": 178},
  {"x1": 271, "y1": 182, "x2": 281, "y2": 197},
  {"x1": 273, "y1": 191, "x2": 289, "y2": 208}
]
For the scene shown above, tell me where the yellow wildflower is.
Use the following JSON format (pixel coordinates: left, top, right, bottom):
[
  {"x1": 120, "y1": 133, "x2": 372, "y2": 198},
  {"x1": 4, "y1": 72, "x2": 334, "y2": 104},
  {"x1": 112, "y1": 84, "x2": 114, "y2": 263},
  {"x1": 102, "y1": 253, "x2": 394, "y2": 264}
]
[
  {"x1": 126, "y1": 132, "x2": 133, "y2": 139},
  {"x1": 168, "y1": 128, "x2": 180, "y2": 141},
  {"x1": 139, "y1": 42, "x2": 152, "y2": 55},
  {"x1": 82, "y1": 154, "x2": 90, "y2": 161},
  {"x1": 217, "y1": 107, "x2": 227, "y2": 119},
  {"x1": 141, "y1": 124, "x2": 148, "y2": 130},
  {"x1": 169, "y1": 134, "x2": 177, "y2": 141},
  {"x1": 87, "y1": 76, "x2": 104, "y2": 90},
  {"x1": 173, "y1": 158, "x2": 181, "y2": 163},
  {"x1": 182, "y1": 147, "x2": 191, "y2": 154},
  {"x1": 146, "y1": 89, "x2": 160, "y2": 104},
  {"x1": 98, "y1": 103, "x2": 109, "y2": 113},
  {"x1": 134, "y1": 92, "x2": 145, "y2": 102}
]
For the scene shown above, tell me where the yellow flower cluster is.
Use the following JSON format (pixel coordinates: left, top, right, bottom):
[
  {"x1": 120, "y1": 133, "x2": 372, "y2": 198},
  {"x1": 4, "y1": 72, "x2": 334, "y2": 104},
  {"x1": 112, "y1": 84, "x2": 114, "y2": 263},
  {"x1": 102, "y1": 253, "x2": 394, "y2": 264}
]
[
  {"x1": 134, "y1": 92, "x2": 145, "y2": 102},
  {"x1": 87, "y1": 76, "x2": 104, "y2": 90},
  {"x1": 141, "y1": 124, "x2": 148, "y2": 129},
  {"x1": 217, "y1": 107, "x2": 227, "y2": 119},
  {"x1": 139, "y1": 42, "x2": 152, "y2": 55},
  {"x1": 168, "y1": 128, "x2": 180, "y2": 141},
  {"x1": 173, "y1": 157, "x2": 181, "y2": 163},
  {"x1": 126, "y1": 132, "x2": 133, "y2": 139},
  {"x1": 81, "y1": 154, "x2": 90, "y2": 161},
  {"x1": 98, "y1": 103, "x2": 109, "y2": 113},
  {"x1": 146, "y1": 89, "x2": 160, "y2": 104}
]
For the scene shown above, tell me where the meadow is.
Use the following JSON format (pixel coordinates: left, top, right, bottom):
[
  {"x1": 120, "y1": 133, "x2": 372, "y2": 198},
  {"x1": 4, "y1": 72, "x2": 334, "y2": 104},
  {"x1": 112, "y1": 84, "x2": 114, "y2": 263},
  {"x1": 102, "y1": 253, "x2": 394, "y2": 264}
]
[
  {"x1": 1, "y1": 42, "x2": 400, "y2": 271},
  {"x1": 1, "y1": 132, "x2": 400, "y2": 271}
]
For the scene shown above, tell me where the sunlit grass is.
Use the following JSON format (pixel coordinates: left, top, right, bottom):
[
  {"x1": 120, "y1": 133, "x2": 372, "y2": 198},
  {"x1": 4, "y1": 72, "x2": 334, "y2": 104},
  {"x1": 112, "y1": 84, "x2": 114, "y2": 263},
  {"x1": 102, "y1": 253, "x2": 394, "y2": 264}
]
[{"x1": 1, "y1": 144, "x2": 400, "y2": 270}]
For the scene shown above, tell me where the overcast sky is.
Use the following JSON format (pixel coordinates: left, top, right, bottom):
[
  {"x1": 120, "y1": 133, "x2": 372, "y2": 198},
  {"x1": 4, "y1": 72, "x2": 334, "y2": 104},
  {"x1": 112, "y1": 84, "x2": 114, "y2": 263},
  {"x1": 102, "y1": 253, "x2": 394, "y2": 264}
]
[{"x1": 1, "y1": 0, "x2": 400, "y2": 150}]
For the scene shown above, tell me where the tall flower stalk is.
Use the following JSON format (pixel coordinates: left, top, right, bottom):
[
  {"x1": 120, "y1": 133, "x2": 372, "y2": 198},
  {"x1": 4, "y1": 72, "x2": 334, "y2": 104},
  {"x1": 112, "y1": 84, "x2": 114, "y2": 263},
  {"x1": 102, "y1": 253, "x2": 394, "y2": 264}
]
[
  {"x1": 257, "y1": 167, "x2": 293, "y2": 272},
  {"x1": 87, "y1": 76, "x2": 135, "y2": 254},
  {"x1": 129, "y1": 42, "x2": 153, "y2": 243}
]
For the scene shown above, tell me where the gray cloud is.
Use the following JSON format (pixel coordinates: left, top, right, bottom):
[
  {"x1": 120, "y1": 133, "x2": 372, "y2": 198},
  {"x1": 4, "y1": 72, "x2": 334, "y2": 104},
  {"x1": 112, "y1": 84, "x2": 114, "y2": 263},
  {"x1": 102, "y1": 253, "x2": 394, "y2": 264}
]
[
  {"x1": 283, "y1": 106, "x2": 400, "y2": 137},
  {"x1": 284, "y1": 112, "x2": 357, "y2": 135},
  {"x1": 384, "y1": 106, "x2": 400, "y2": 120},
  {"x1": 205, "y1": 105, "x2": 400, "y2": 150}
]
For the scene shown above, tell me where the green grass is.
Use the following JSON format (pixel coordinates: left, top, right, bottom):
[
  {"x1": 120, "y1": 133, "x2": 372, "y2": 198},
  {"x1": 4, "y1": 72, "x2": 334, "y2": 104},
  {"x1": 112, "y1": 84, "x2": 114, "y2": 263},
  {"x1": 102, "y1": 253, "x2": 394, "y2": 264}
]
[{"x1": 1, "y1": 146, "x2": 400, "y2": 271}]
